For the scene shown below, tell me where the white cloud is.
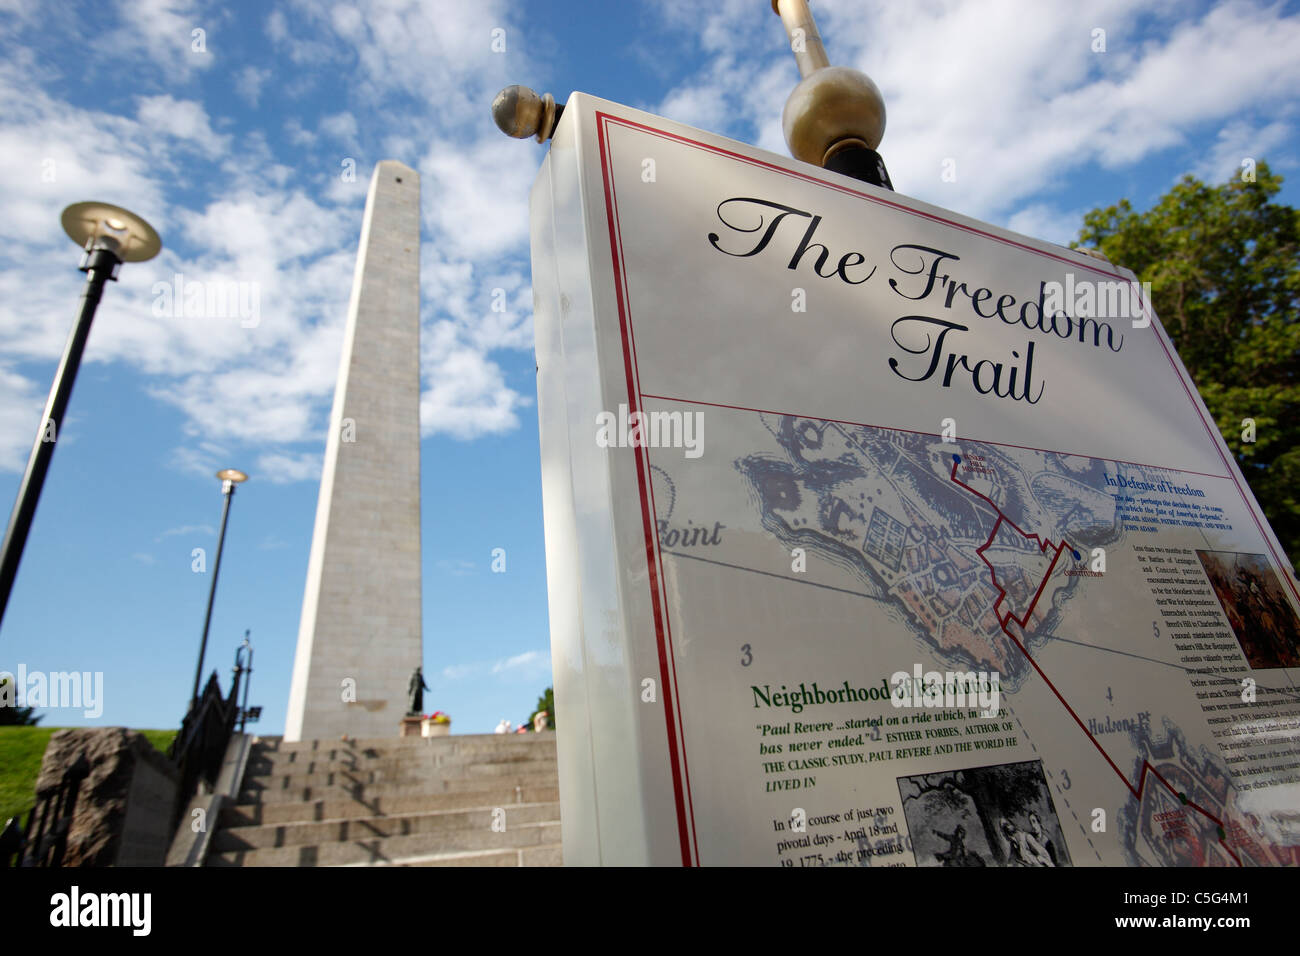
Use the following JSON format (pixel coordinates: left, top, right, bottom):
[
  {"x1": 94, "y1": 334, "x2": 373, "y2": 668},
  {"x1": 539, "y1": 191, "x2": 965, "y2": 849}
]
[
  {"x1": 0, "y1": 0, "x2": 557, "y2": 483},
  {"x1": 442, "y1": 648, "x2": 552, "y2": 682},
  {"x1": 137, "y1": 95, "x2": 230, "y2": 155},
  {"x1": 420, "y1": 325, "x2": 530, "y2": 439},
  {"x1": 0, "y1": 0, "x2": 42, "y2": 39},
  {"x1": 652, "y1": 0, "x2": 1300, "y2": 222},
  {"x1": 265, "y1": 7, "x2": 339, "y2": 70},
  {"x1": 157, "y1": 370, "x2": 321, "y2": 445},
  {"x1": 434, "y1": 558, "x2": 477, "y2": 576},
  {"x1": 285, "y1": 118, "x2": 317, "y2": 148},
  {"x1": 104, "y1": 0, "x2": 213, "y2": 83},
  {"x1": 168, "y1": 441, "x2": 235, "y2": 481},
  {"x1": 652, "y1": 0, "x2": 806, "y2": 153},
  {"x1": 491, "y1": 649, "x2": 550, "y2": 676},
  {"x1": 1191, "y1": 120, "x2": 1291, "y2": 185},
  {"x1": 255, "y1": 451, "x2": 322, "y2": 484},
  {"x1": 0, "y1": 366, "x2": 42, "y2": 473},
  {"x1": 234, "y1": 66, "x2": 270, "y2": 108},
  {"x1": 323, "y1": 171, "x2": 367, "y2": 205},
  {"x1": 0, "y1": 62, "x2": 166, "y2": 258},
  {"x1": 420, "y1": 138, "x2": 536, "y2": 259},
  {"x1": 155, "y1": 523, "x2": 215, "y2": 542},
  {"x1": 1003, "y1": 203, "x2": 1088, "y2": 248},
  {"x1": 319, "y1": 111, "x2": 359, "y2": 149}
]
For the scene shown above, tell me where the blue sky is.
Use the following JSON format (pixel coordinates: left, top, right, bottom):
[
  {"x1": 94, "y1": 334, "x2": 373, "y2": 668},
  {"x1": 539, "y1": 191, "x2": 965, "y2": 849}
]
[{"x1": 0, "y1": 0, "x2": 1297, "y2": 735}]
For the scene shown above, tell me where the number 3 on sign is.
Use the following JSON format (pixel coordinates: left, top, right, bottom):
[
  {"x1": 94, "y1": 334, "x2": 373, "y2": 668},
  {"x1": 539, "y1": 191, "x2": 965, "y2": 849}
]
[{"x1": 741, "y1": 644, "x2": 752, "y2": 666}]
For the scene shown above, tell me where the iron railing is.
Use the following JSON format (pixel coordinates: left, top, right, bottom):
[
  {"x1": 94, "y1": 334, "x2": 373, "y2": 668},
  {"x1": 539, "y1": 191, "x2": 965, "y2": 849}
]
[
  {"x1": 5, "y1": 642, "x2": 256, "y2": 867},
  {"x1": 168, "y1": 665, "x2": 243, "y2": 832}
]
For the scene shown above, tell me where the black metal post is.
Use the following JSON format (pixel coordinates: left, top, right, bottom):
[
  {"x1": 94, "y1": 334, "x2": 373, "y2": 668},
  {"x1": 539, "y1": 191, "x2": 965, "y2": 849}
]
[
  {"x1": 825, "y1": 144, "x2": 894, "y2": 191},
  {"x1": 0, "y1": 247, "x2": 120, "y2": 633},
  {"x1": 235, "y1": 632, "x2": 253, "y2": 733},
  {"x1": 191, "y1": 481, "x2": 237, "y2": 706}
]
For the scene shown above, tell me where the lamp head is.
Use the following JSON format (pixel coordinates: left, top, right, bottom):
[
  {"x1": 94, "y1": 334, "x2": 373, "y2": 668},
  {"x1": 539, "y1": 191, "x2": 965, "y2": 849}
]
[
  {"x1": 217, "y1": 468, "x2": 248, "y2": 494},
  {"x1": 61, "y1": 202, "x2": 161, "y2": 262}
]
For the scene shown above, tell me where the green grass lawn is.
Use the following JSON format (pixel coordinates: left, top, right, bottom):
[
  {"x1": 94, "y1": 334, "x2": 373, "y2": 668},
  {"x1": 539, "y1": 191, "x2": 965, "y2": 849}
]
[{"x1": 0, "y1": 727, "x2": 177, "y2": 825}]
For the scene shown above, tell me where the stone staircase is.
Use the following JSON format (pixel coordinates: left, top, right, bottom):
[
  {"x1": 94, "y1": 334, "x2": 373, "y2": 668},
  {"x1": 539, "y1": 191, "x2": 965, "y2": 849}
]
[{"x1": 204, "y1": 733, "x2": 562, "y2": 867}]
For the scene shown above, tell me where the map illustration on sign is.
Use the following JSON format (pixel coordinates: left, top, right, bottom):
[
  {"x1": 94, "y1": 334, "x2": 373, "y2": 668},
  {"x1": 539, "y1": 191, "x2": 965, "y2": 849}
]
[{"x1": 530, "y1": 94, "x2": 1300, "y2": 866}]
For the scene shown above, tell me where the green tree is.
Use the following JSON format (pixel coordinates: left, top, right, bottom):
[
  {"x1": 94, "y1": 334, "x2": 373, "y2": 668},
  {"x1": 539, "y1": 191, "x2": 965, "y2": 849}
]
[
  {"x1": 525, "y1": 686, "x2": 555, "y2": 732},
  {"x1": 1073, "y1": 162, "x2": 1299, "y2": 573}
]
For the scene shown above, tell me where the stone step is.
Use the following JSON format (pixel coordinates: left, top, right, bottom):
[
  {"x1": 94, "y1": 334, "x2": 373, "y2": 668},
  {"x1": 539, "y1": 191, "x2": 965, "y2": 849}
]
[
  {"x1": 207, "y1": 820, "x2": 562, "y2": 867},
  {"x1": 235, "y1": 770, "x2": 562, "y2": 806},
  {"x1": 221, "y1": 786, "x2": 561, "y2": 827},
  {"x1": 252, "y1": 733, "x2": 554, "y2": 757},
  {"x1": 237, "y1": 760, "x2": 560, "y2": 796},
  {"x1": 211, "y1": 801, "x2": 560, "y2": 852},
  {"x1": 243, "y1": 748, "x2": 555, "y2": 780},
  {"x1": 248, "y1": 737, "x2": 555, "y2": 769},
  {"x1": 352, "y1": 844, "x2": 563, "y2": 867}
]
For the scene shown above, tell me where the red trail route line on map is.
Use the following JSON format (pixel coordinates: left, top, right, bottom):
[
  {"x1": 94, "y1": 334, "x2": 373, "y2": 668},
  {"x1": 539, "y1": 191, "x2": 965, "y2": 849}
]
[{"x1": 947, "y1": 453, "x2": 1241, "y2": 866}]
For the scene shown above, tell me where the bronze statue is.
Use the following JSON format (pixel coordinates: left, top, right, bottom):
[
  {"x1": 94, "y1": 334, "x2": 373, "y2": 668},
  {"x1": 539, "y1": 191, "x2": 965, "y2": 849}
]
[{"x1": 407, "y1": 666, "x2": 429, "y2": 715}]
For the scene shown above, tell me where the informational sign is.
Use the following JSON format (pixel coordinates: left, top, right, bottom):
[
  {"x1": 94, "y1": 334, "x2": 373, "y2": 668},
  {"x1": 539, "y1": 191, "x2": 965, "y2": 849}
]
[{"x1": 530, "y1": 93, "x2": 1300, "y2": 866}]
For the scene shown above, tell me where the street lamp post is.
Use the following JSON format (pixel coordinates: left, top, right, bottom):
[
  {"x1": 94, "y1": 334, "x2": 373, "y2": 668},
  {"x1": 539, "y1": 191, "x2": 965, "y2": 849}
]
[
  {"x1": 190, "y1": 468, "x2": 248, "y2": 707},
  {"x1": 234, "y1": 631, "x2": 254, "y2": 733},
  {"x1": 0, "y1": 203, "x2": 161, "y2": 634}
]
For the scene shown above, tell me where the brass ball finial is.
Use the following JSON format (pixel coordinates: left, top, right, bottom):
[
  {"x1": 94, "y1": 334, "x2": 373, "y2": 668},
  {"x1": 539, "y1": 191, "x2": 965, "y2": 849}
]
[
  {"x1": 771, "y1": 0, "x2": 892, "y2": 186},
  {"x1": 491, "y1": 85, "x2": 558, "y2": 143},
  {"x1": 782, "y1": 66, "x2": 886, "y2": 166}
]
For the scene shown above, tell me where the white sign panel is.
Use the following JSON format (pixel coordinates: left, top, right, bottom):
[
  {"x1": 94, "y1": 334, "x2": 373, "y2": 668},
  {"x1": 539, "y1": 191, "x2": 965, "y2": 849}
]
[{"x1": 530, "y1": 93, "x2": 1300, "y2": 867}]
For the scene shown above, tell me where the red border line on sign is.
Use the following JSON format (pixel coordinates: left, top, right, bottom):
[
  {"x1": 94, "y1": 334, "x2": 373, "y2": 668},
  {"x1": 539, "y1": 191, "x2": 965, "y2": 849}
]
[
  {"x1": 597, "y1": 113, "x2": 698, "y2": 867},
  {"x1": 604, "y1": 123, "x2": 703, "y2": 868},
  {"x1": 1136, "y1": 295, "x2": 1300, "y2": 606},
  {"x1": 594, "y1": 108, "x2": 1299, "y2": 867}
]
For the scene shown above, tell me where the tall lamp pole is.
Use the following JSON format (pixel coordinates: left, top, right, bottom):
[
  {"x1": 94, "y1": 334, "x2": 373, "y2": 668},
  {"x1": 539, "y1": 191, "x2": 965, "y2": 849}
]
[
  {"x1": 190, "y1": 468, "x2": 248, "y2": 706},
  {"x1": 0, "y1": 203, "x2": 161, "y2": 634}
]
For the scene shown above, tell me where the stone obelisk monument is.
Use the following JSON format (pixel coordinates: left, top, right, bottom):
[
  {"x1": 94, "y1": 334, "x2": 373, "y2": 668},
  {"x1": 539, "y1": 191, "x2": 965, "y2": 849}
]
[{"x1": 285, "y1": 160, "x2": 423, "y2": 742}]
